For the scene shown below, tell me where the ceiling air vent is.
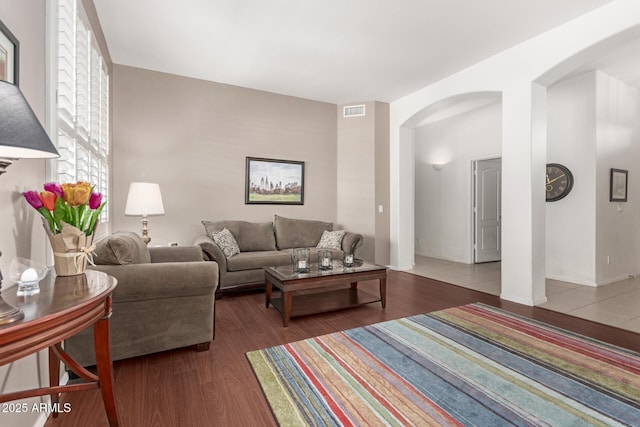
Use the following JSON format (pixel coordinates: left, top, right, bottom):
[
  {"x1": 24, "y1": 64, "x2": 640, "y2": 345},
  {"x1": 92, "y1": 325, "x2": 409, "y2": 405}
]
[{"x1": 343, "y1": 104, "x2": 365, "y2": 118}]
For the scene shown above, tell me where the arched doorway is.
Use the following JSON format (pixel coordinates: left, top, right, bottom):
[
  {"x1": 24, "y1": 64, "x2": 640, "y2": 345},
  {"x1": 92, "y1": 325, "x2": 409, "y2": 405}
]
[{"x1": 390, "y1": 8, "x2": 640, "y2": 306}]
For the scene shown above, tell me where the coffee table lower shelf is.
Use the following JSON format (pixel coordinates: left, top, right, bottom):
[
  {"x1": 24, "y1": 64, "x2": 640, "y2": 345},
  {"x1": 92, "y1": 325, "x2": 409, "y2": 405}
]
[{"x1": 270, "y1": 288, "x2": 381, "y2": 320}]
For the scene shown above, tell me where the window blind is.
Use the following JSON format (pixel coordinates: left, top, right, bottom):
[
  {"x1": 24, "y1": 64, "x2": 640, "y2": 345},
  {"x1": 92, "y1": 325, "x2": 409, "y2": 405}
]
[{"x1": 54, "y1": 0, "x2": 109, "y2": 222}]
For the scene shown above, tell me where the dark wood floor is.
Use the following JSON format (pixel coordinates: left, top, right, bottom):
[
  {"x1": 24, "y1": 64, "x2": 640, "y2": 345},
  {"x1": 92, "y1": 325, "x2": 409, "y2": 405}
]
[{"x1": 45, "y1": 271, "x2": 640, "y2": 427}]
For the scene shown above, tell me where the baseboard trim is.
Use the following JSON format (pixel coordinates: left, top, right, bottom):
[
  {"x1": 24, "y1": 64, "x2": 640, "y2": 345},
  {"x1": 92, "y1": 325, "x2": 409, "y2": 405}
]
[
  {"x1": 545, "y1": 273, "x2": 640, "y2": 287},
  {"x1": 34, "y1": 410, "x2": 50, "y2": 427},
  {"x1": 545, "y1": 274, "x2": 597, "y2": 287},
  {"x1": 596, "y1": 273, "x2": 640, "y2": 286},
  {"x1": 415, "y1": 252, "x2": 472, "y2": 264},
  {"x1": 33, "y1": 371, "x2": 69, "y2": 427},
  {"x1": 500, "y1": 292, "x2": 547, "y2": 307}
]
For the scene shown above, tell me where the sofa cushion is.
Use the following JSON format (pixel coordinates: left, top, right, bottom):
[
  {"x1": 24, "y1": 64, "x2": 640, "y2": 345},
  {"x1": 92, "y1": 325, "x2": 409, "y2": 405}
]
[
  {"x1": 226, "y1": 251, "x2": 292, "y2": 272},
  {"x1": 202, "y1": 220, "x2": 276, "y2": 251},
  {"x1": 94, "y1": 231, "x2": 151, "y2": 265},
  {"x1": 273, "y1": 215, "x2": 333, "y2": 249},
  {"x1": 211, "y1": 228, "x2": 240, "y2": 259},
  {"x1": 316, "y1": 230, "x2": 346, "y2": 250}
]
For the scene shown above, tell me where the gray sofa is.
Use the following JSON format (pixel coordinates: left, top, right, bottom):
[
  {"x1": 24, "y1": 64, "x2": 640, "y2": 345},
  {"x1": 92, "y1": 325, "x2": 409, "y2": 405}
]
[
  {"x1": 194, "y1": 215, "x2": 363, "y2": 293},
  {"x1": 65, "y1": 231, "x2": 219, "y2": 367}
]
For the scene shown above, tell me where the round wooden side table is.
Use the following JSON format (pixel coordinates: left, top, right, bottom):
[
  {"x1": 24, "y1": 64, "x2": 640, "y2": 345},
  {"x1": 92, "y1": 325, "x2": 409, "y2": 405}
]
[{"x1": 0, "y1": 269, "x2": 120, "y2": 426}]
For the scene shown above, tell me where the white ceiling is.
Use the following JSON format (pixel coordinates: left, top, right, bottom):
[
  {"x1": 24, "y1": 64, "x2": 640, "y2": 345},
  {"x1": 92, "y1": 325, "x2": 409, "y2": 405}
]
[{"x1": 94, "y1": 0, "x2": 616, "y2": 105}]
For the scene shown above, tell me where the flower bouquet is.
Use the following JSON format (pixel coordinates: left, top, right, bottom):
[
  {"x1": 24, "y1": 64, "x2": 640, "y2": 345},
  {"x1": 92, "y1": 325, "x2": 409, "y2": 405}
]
[{"x1": 24, "y1": 182, "x2": 106, "y2": 276}]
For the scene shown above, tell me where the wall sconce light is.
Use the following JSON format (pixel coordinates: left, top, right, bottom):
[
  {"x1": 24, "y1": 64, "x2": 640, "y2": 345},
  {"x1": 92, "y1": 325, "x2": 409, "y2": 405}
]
[{"x1": 432, "y1": 163, "x2": 446, "y2": 171}]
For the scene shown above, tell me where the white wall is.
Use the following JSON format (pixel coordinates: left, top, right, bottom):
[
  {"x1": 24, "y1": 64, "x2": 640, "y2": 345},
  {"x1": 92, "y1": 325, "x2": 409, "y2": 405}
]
[
  {"x1": 0, "y1": 2, "x2": 51, "y2": 426},
  {"x1": 391, "y1": 0, "x2": 640, "y2": 305},
  {"x1": 546, "y1": 70, "x2": 640, "y2": 286},
  {"x1": 546, "y1": 72, "x2": 597, "y2": 284},
  {"x1": 595, "y1": 71, "x2": 640, "y2": 284},
  {"x1": 414, "y1": 101, "x2": 502, "y2": 263}
]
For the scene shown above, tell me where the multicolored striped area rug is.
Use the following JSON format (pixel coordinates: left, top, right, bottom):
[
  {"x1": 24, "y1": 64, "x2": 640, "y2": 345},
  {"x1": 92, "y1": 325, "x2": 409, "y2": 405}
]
[{"x1": 246, "y1": 303, "x2": 640, "y2": 426}]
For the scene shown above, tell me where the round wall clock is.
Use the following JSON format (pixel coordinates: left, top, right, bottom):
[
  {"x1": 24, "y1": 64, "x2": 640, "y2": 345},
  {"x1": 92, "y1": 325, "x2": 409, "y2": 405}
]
[{"x1": 546, "y1": 163, "x2": 574, "y2": 202}]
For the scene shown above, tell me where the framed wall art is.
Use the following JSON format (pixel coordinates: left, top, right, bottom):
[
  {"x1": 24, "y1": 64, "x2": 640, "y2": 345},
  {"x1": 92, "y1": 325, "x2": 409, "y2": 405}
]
[
  {"x1": 0, "y1": 18, "x2": 19, "y2": 85},
  {"x1": 245, "y1": 157, "x2": 305, "y2": 205},
  {"x1": 610, "y1": 168, "x2": 628, "y2": 202}
]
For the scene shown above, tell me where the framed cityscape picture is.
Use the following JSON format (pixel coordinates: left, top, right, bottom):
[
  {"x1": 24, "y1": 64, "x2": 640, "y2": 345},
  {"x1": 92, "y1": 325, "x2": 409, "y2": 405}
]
[
  {"x1": 245, "y1": 157, "x2": 305, "y2": 205},
  {"x1": 0, "y1": 18, "x2": 19, "y2": 85}
]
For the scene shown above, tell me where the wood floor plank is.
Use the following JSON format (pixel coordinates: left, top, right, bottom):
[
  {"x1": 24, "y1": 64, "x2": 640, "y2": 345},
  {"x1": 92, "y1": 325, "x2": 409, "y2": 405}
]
[{"x1": 44, "y1": 271, "x2": 640, "y2": 426}]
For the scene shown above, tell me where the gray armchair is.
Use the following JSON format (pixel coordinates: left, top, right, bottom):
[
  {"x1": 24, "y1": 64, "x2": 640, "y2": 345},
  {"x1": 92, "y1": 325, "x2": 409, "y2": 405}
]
[{"x1": 64, "y1": 232, "x2": 219, "y2": 367}]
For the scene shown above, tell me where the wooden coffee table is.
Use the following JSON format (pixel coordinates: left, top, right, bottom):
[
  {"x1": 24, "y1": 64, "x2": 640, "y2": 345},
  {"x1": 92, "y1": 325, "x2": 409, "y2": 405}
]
[{"x1": 264, "y1": 260, "x2": 387, "y2": 326}]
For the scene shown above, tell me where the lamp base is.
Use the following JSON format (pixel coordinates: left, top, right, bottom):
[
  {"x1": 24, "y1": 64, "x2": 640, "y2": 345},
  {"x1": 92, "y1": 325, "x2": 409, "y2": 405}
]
[
  {"x1": 0, "y1": 250, "x2": 25, "y2": 325},
  {"x1": 141, "y1": 215, "x2": 151, "y2": 245},
  {"x1": 0, "y1": 297, "x2": 24, "y2": 325}
]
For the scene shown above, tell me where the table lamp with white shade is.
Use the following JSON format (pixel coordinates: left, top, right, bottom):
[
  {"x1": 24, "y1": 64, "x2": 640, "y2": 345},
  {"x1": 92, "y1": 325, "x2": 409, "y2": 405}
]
[
  {"x1": 124, "y1": 182, "x2": 165, "y2": 245},
  {"x1": 0, "y1": 81, "x2": 60, "y2": 324}
]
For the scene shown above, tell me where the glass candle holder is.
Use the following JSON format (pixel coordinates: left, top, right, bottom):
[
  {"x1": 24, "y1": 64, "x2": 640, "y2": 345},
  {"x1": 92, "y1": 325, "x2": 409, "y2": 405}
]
[
  {"x1": 343, "y1": 252, "x2": 355, "y2": 268},
  {"x1": 293, "y1": 248, "x2": 310, "y2": 273},
  {"x1": 318, "y1": 250, "x2": 333, "y2": 270},
  {"x1": 9, "y1": 257, "x2": 48, "y2": 297}
]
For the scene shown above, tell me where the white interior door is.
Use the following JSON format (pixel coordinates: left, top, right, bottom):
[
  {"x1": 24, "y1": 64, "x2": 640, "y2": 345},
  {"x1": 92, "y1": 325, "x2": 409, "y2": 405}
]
[{"x1": 474, "y1": 158, "x2": 502, "y2": 263}]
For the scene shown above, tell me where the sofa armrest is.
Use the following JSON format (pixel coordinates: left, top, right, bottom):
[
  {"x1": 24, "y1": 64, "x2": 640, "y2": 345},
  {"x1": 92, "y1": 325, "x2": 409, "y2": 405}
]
[
  {"x1": 90, "y1": 261, "x2": 219, "y2": 303},
  {"x1": 194, "y1": 235, "x2": 227, "y2": 271},
  {"x1": 148, "y1": 245, "x2": 204, "y2": 263},
  {"x1": 342, "y1": 232, "x2": 363, "y2": 255}
]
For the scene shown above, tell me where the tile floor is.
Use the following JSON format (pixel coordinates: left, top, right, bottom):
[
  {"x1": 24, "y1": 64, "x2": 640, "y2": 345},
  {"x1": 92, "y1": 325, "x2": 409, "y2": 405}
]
[{"x1": 407, "y1": 255, "x2": 640, "y2": 334}]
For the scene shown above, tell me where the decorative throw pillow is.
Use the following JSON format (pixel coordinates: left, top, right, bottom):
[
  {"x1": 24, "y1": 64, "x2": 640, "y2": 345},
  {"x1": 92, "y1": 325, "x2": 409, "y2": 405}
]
[
  {"x1": 316, "y1": 230, "x2": 346, "y2": 250},
  {"x1": 211, "y1": 228, "x2": 240, "y2": 259}
]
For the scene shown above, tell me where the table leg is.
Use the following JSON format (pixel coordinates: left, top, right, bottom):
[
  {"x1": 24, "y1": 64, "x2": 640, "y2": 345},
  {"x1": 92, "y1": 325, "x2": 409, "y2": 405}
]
[
  {"x1": 265, "y1": 279, "x2": 272, "y2": 308},
  {"x1": 94, "y1": 301, "x2": 120, "y2": 427},
  {"x1": 380, "y1": 277, "x2": 387, "y2": 309},
  {"x1": 350, "y1": 282, "x2": 358, "y2": 290},
  {"x1": 48, "y1": 346, "x2": 60, "y2": 417},
  {"x1": 283, "y1": 291, "x2": 292, "y2": 327}
]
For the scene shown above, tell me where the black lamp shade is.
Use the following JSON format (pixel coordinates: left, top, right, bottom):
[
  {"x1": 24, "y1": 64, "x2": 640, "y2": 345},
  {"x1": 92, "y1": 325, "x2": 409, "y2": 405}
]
[{"x1": 0, "y1": 80, "x2": 59, "y2": 159}]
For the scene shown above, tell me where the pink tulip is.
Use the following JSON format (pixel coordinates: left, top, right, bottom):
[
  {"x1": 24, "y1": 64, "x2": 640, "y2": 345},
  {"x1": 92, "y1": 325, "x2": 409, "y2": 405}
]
[
  {"x1": 24, "y1": 191, "x2": 43, "y2": 209},
  {"x1": 89, "y1": 192, "x2": 103, "y2": 209},
  {"x1": 44, "y1": 182, "x2": 64, "y2": 197}
]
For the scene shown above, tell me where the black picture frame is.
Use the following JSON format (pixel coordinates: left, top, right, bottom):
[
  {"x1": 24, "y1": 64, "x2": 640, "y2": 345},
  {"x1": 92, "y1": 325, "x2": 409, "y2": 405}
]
[
  {"x1": 245, "y1": 157, "x2": 305, "y2": 205},
  {"x1": 0, "y1": 18, "x2": 19, "y2": 86},
  {"x1": 610, "y1": 168, "x2": 628, "y2": 202}
]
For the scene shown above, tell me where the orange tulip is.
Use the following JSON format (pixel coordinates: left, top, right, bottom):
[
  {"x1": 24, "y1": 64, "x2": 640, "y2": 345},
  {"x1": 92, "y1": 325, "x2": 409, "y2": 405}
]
[
  {"x1": 39, "y1": 191, "x2": 57, "y2": 210},
  {"x1": 61, "y1": 183, "x2": 76, "y2": 205}
]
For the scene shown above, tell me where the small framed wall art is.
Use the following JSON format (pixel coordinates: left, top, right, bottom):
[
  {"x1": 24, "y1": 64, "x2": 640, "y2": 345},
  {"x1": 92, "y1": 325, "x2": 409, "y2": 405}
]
[
  {"x1": 610, "y1": 168, "x2": 628, "y2": 202},
  {"x1": 245, "y1": 157, "x2": 305, "y2": 205},
  {"x1": 0, "y1": 18, "x2": 19, "y2": 85}
]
